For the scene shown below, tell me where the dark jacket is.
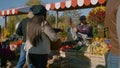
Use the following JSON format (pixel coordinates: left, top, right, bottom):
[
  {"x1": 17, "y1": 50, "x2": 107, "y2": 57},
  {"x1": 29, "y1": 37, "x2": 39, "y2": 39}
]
[
  {"x1": 16, "y1": 17, "x2": 30, "y2": 42},
  {"x1": 76, "y1": 24, "x2": 90, "y2": 35}
]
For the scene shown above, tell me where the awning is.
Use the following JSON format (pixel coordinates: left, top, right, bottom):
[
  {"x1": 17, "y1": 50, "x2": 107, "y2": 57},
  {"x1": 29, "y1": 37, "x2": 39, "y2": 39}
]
[
  {"x1": 0, "y1": 0, "x2": 106, "y2": 16},
  {"x1": 45, "y1": 0, "x2": 106, "y2": 11},
  {"x1": 0, "y1": 6, "x2": 31, "y2": 16}
]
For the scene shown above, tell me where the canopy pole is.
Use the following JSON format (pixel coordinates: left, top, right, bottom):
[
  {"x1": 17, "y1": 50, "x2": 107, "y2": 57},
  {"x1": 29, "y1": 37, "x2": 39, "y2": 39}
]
[
  {"x1": 55, "y1": 11, "x2": 58, "y2": 28},
  {"x1": 4, "y1": 16, "x2": 7, "y2": 28}
]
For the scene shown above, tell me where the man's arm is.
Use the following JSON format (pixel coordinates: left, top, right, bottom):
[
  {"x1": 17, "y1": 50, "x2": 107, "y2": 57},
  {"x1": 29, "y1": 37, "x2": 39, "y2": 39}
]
[{"x1": 116, "y1": 5, "x2": 120, "y2": 46}]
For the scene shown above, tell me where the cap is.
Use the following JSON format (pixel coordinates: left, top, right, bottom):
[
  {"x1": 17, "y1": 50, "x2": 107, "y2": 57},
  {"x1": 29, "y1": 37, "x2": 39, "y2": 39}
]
[
  {"x1": 79, "y1": 15, "x2": 86, "y2": 21},
  {"x1": 30, "y1": 5, "x2": 47, "y2": 16}
]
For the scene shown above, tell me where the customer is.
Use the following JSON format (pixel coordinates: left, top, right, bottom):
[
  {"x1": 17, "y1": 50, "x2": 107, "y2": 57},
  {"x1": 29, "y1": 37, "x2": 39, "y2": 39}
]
[
  {"x1": 16, "y1": 8, "x2": 34, "y2": 68},
  {"x1": 26, "y1": 5, "x2": 59, "y2": 68},
  {"x1": 104, "y1": 0, "x2": 120, "y2": 68}
]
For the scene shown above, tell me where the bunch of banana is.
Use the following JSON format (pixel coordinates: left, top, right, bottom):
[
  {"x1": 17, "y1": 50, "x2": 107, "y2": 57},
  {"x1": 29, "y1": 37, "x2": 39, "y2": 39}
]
[{"x1": 91, "y1": 37, "x2": 109, "y2": 56}]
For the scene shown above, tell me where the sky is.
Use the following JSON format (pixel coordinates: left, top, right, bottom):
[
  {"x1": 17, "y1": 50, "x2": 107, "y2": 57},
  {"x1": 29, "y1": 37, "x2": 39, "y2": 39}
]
[{"x1": 0, "y1": 0, "x2": 92, "y2": 27}]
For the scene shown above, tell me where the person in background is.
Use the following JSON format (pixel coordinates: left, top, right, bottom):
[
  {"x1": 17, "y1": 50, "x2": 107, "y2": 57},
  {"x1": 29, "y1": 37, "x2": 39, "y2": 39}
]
[
  {"x1": 26, "y1": 5, "x2": 59, "y2": 68},
  {"x1": 75, "y1": 15, "x2": 92, "y2": 41},
  {"x1": 104, "y1": 0, "x2": 120, "y2": 68},
  {"x1": 76, "y1": 15, "x2": 91, "y2": 37},
  {"x1": 16, "y1": 7, "x2": 34, "y2": 68},
  {"x1": 67, "y1": 17, "x2": 77, "y2": 42}
]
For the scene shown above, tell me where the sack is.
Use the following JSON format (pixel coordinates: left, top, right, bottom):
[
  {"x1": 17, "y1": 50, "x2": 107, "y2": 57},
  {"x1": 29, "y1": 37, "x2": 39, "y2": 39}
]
[
  {"x1": 24, "y1": 40, "x2": 32, "y2": 64},
  {"x1": 24, "y1": 40, "x2": 32, "y2": 52},
  {"x1": 50, "y1": 39, "x2": 61, "y2": 50}
]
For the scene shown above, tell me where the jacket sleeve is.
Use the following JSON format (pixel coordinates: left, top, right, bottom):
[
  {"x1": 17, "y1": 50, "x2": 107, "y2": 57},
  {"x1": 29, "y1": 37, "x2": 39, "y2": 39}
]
[
  {"x1": 16, "y1": 20, "x2": 23, "y2": 36},
  {"x1": 44, "y1": 22, "x2": 59, "y2": 41}
]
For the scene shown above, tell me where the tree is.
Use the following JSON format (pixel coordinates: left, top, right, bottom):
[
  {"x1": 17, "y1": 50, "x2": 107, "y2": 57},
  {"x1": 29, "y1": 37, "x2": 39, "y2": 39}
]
[
  {"x1": 67, "y1": 10, "x2": 81, "y2": 18},
  {"x1": 46, "y1": 11, "x2": 66, "y2": 27},
  {"x1": 26, "y1": 0, "x2": 41, "y2": 6},
  {"x1": 6, "y1": 16, "x2": 19, "y2": 35},
  {"x1": 62, "y1": 10, "x2": 81, "y2": 25},
  {"x1": 46, "y1": 11, "x2": 56, "y2": 26}
]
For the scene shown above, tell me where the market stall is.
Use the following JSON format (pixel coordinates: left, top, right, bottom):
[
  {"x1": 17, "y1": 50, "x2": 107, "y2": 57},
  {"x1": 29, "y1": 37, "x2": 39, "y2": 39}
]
[
  {"x1": 0, "y1": 0, "x2": 108, "y2": 67},
  {"x1": 42, "y1": 0, "x2": 107, "y2": 53},
  {"x1": 43, "y1": 0, "x2": 108, "y2": 68},
  {"x1": 44, "y1": 0, "x2": 106, "y2": 27}
]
